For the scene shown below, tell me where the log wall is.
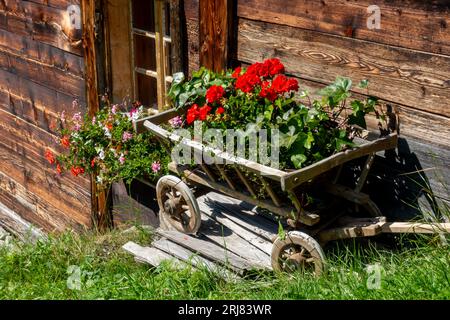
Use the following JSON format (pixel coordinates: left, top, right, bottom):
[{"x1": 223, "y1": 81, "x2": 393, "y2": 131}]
[
  {"x1": 0, "y1": 0, "x2": 91, "y2": 234},
  {"x1": 235, "y1": 0, "x2": 450, "y2": 214}
]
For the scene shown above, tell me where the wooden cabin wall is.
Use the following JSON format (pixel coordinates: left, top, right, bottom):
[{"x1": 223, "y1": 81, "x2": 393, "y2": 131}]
[
  {"x1": 185, "y1": 0, "x2": 199, "y2": 75},
  {"x1": 235, "y1": 0, "x2": 450, "y2": 214},
  {"x1": 0, "y1": 0, "x2": 92, "y2": 234}
]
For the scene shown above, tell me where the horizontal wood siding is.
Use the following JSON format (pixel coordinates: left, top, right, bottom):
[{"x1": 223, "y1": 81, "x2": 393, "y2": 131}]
[
  {"x1": 235, "y1": 1, "x2": 449, "y2": 209},
  {"x1": 0, "y1": 0, "x2": 91, "y2": 234}
]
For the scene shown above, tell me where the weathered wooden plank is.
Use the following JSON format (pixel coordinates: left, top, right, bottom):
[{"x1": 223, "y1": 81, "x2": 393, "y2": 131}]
[
  {"x1": 237, "y1": 18, "x2": 450, "y2": 117},
  {"x1": 105, "y1": 0, "x2": 133, "y2": 103},
  {"x1": 0, "y1": 170, "x2": 88, "y2": 232},
  {"x1": 122, "y1": 241, "x2": 185, "y2": 268},
  {"x1": 152, "y1": 238, "x2": 240, "y2": 280},
  {"x1": 156, "y1": 229, "x2": 257, "y2": 273},
  {"x1": 0, "y1": 0, "x2": 83, "y2": 55},
  {"x1": 153, "y1": 238, "x2": 216, "y2": 268},
  {"x1": 0, "y1": 200, "x2": 46, "y2": 242},
  {"x1": 199, "y1": 0, "x2": 232, "y2": 72},
  {"x1": 0, "y1": 69, "x2": 84, "y2": 133},
  {"x1": 295, "y1": 77, "x2": 450, "y2": 148},
  {"x1": 0, "y1": 126, "x2": 92, "y2": 224},
  {"x1": 197, "y1": 195, "x2": 273, "y2": 256},
  {"x1": 238, "y1": 0, "x2": 450, "y2": 55},
  {"x1": 206, "y1": 193, "x2": 279, "y2": 241},
  {"x1": 381, "y1": 221, "x2": 450, "y2": 234},
  {"x1": 0, "y1": 46, "x2": 85, "y2": 99},
  {"x1": 197, "y1": 211, "x2": 271, "y2": 268},
  {"x1": 112, "y1": 181, "x2": 159, "y2": 227},
  {"x1": 0, "y1": 28, "x2": 84, "y2": 77}
]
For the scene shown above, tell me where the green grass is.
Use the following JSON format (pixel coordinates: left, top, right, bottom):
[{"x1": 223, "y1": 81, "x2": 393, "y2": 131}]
[{"x1": 0, "y1": 226, "x2": 448, "y2": 300}]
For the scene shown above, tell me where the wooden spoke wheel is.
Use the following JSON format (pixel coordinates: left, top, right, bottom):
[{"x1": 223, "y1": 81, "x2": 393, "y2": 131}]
[
  {"x1": 156, "y1": 175, "x2": 201, "y2": 234},
  {"x1": 271, "y1": 231, "x2": 326, "y2": 276}
]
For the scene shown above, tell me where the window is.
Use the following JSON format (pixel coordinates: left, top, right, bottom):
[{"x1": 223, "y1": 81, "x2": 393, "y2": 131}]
[
  {"x1": 106, "y1": 0, "x2": 174, "y2": 110},
  {"x1": 130, "y1": 0, "x2": 173, "y2": 110}
]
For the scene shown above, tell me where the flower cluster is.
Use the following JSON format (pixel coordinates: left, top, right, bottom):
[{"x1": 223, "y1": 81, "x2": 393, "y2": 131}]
[
  {"x1": 168, "y1": 58, "x2": 380, "y2": 170},
  {"x1": 45, "y1": 98, "x2": 169, "y2": 190},
  {"x1": 178, "y1": 59, "x2": 298, "y2": 127}
]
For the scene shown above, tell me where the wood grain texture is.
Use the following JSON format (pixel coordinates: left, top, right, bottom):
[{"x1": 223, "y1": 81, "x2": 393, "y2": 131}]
[
  {"x1": 0, "y1": 69, "x2": 84, "y2": 133},
  {"x1": 295, "y1": 77, "x2": 450, "y2": 148},
  {"x1": 0, "y1": 0, "x2": 83, "y2": 55},
  {"x1": 238, "y1": 0, "x2": 450, "y2": 55},
  {"x1": 105, "y1": 0, "x2": 133, "y2": 103},
  {"x1": 0, "y1": 46, "x2": 85, "y2": 98},
  {"x1": 199, "y1": 0, "x2": 232, "y2": 72},
  {"x1": 237, "y1": 18, "x2": 450, "y2": 118},
  {"x1": 0, "y1": 28, "x2": 84, "y2": 77}
]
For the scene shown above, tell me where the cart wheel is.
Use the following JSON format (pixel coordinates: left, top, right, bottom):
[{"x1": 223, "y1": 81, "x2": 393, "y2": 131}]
[
  {"x1": 271, "y1": 231, "x2": 326, "y2": 276},
  {"x1": 156, "y1": 175, "x2": 201, "y2": 234}
]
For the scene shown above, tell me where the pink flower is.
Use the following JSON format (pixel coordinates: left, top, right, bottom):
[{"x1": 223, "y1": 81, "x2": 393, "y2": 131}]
[
  {"x1": 72, "y1": 112, "x2": 82, "y2": 123},
  {"x1": 60, "y1": 111, "x2": 66, "y2": 122},
  {"x1": 151, "y1": 161, "x2": 161, "y2": 173},
  {"x1": 169, "y1": 116, "x2": 183, "y2": 128},
  {"x1": 73, "y1": 123, "x2": 81, "y2": 131},
  {"x1": 111, "y1": 104, "x2": 118, "y2": 114},
  {"x1": 122, "y1": 131, "x2": 133, "y2": 142},
  {"x1": 72, "y1": 100, "x2": 79, "y2": 109},
  {"x1": 119, "y1": 154, "x2": 125, "y2": 165},
  {"x1": 92, "y1": 116, "x2": 96, "y2": 125}
]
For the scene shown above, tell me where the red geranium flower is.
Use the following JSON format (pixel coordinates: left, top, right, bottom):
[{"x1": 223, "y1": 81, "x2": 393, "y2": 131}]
[
  {"x1": 231, "y1": 67, "x2": 242, "y2": 78},
  {"x1": 235, "y1": 73, "x2": 261, "y2": 93},
  {"x1": 71, "y1": 166, "x2": 85, "y2": 177},
  {"x1": 216, "y1": 106, "x2": 225, "y2": 115},
  {"x1": 45, "y1": 149, "x2": 55, "y2": 165},
  {"x1": 286, "y1": 78, "x2": 299, "y2": 92},
  {"x1": 91, "y1": 158, "x2": 96, "y2": 168},
  {"x1": 56, "y1": 163, "x2": 62, "y2": 175},
  {"x1": 61, "y1": 136, "x2": 70, "y2": 148},
  {"x1": 206, "y1": 85, "x2": 225, "y2": 104},
  {"x1": 265, "y1": 58, "x2": 285, "y2": 76},
  {"x1": 198, "y1": 105, "x2": 212, "y2": 121},
  {"x1": 186, "y1": 104, "x2": 200, "y2": 124},
  {"x1": 271, "y1": 75, "x2": 290, "y2": 94},
  {"x1": 259, "y1": 81, "x2": 278, "y2": 101}
]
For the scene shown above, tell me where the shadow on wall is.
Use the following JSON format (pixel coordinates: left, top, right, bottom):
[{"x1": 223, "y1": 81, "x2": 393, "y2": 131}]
[{"x1": 359, "y1": 137, "x2": 447, "y2": 222}]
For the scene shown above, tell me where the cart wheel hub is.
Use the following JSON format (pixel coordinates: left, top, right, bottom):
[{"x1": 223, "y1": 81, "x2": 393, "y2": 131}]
[{"x1": 164, "y1": 198, "x2": 179, "y2": 216}]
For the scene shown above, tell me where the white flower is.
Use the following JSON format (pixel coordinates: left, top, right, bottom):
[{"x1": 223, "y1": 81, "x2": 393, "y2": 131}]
[
  {"x1": 103, "y1": 126, "x2": 111, "y2": 138},
  {"x1": 98, "y1": 149, "x2": 105, "y2": 160}
]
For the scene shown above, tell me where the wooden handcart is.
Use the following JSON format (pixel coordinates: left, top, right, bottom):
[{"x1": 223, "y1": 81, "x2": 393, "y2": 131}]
[{"x1": 134, "y1": 109, "x2": 450, "y2": 275}]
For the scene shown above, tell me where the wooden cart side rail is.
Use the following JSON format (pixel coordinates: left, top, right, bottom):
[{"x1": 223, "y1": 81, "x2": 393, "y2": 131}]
[
  {"x1": 281, "y1": 133, "x2": 398, "y2": 191},
  {"x1": 133, "y1": 109, "x2": 179, "y2": 133},
  {"x1": 144, "y1": 119, "x2": 288, "y2": 181}
]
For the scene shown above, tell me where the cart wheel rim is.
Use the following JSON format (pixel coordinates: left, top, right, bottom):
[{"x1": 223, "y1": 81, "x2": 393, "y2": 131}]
[
  {"x1": 156, "y1": 175, "x2": 201, "y2": 234},
  {"x1": 271, "y1": 231, "x2": 326, "y2": 276}
]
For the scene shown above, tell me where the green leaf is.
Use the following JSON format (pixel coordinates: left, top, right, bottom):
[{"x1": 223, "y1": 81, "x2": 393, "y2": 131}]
[
  {"x1": 304, "y1": 132, "x2": 314, "y2": 150},
  {"x1": 291, "y1": 154, "x2": 307, "y2": 168},
  {"x1": 277, "y1": 221, "x2": 286, "y2": 241},
  {"x1": 358, "y1": 79, "x2": 369, "y2": 89}
]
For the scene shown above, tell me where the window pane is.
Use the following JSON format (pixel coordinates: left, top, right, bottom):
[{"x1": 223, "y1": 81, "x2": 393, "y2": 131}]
[
  {"x1": 164, "y1": 41, "x2": 172, "y2": 77},
  {"x1": 164, "y1": 1, "x2": 170, "y2": 37},
  {"x1": 134, "y1": 34, "x2": 156, "y2": 71},
  {"x1": 136, "y1": 74, "x2": 157, "y2": 109},
  {"x1": 131, "y1": 0, "x2": 155, "y2": 32}
]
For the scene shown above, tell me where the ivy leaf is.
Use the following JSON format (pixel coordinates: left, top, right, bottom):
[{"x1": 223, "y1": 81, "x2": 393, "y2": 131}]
[
  {"x1": 358, "y1": 79, "x2": 369, "y2": 89},
  {"x1": 291, "y1": 154, "x2": 307, "y2": 168},
  {"x1": 304, "y1": 132, "x2": 314, "y2": 150}
]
